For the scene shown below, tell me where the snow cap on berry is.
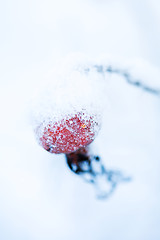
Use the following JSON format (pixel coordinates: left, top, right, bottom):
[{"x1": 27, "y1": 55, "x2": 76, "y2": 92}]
[{"x1": 31, "y1": 54, "x2": 106, "y2": 153}]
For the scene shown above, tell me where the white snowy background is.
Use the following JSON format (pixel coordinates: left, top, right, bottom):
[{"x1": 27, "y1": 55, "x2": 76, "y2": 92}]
[{"x1": 0, "y1": 0, "x2": 160, "y2": 239}]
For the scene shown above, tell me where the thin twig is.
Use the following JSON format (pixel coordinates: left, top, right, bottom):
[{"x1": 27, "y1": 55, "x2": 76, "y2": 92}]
[{"x1": 93, "y1": 65, "x2": 160, "y2": 96}]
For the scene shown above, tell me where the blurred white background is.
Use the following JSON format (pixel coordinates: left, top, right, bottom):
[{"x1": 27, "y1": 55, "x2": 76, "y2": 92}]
[{"x1": 0, "y1": 0, "x2": 160, "y2": 239}]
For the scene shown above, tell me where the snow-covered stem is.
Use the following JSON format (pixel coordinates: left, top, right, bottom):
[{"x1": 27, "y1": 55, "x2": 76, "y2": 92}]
[
  {"x1": 92, "y1": 64, "x2": 160, "y2": 96},
  {"x1": 66, "y1": 146, "x2": 131, "y2": 199}
]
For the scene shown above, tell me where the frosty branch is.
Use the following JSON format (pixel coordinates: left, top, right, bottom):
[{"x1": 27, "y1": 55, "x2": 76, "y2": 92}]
[{"x1": 93, "y1": 65, "x2": 160, "y2": 96}]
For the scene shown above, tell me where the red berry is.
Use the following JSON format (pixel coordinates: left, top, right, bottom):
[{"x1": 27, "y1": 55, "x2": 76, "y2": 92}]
[{"x1": 35, "y1": 112, "x2": 100, "y2": 154}]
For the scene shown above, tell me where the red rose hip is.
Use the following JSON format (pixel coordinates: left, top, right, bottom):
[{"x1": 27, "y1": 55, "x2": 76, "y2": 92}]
[{"x1": 35, "y1": 112, "x2": 100, "y2": 154}]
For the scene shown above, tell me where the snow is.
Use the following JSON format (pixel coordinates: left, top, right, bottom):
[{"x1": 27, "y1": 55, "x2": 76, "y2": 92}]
[
  {"x1": 30, "y1": 54, "x2": 105, "y2": 133},
  {"x1": 0, "y1": 0, "x2": 160, "y2": 239}
]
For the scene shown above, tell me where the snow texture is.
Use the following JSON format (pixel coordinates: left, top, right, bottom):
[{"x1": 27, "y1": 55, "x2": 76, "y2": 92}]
[{"x1": 31, "y1": 54, "x2": 105, "y2": 127}]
